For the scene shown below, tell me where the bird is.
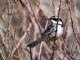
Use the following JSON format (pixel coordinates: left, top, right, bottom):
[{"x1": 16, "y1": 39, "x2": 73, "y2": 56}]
[{"x1": 27, "y1": 16, "x2": 64, "y2": 48}]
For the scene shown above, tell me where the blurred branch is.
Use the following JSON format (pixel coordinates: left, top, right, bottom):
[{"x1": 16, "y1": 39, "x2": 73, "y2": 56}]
[
  {"x1": 11, "y1": 32, "x2": 29, "y2": 56},
  {"x1": 50, "y1": 0, "x2": 62, "y2": 60},
  {"x1": 27, "y1": 0, "x2": 43, "y2": 32},
  {"x1": 11, "y1": 23, "x2": 32, "y2": 57},
  {"x1": 0, "y1": 36, "x2": 9, "y2": 60},
  {"x1": 5, "y1": 0, "x2": 14, "y2": 59},
  {"x1": 27, "y1": 23, "x2": 33, "y2": 60},
  {"x1": 38, "y1": 20, "x2": 49, "y2": 60},
  {"x1": 61, "y1": 38, "x2": 75, "y2": 60},
  {"x1": 0, "y1": 0, "x2": 80, "y2": 60},
  {"x1": 68, "y1": 0, "x2": 80, "y2": 46},
  {"x1": 38, "y1": 42, "x2": 43, "y2": 60},
  {"x1": 55, "y1": 0, "x2": 62, "y2": 38},
  {"x1": 58, "y1": 0, "x2": 61, "y2": 18}
]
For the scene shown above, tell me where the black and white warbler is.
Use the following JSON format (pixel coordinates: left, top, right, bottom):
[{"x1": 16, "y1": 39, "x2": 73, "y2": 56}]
[{"x1": 27, "y1": 16, "x2": 64, "y2": 48}]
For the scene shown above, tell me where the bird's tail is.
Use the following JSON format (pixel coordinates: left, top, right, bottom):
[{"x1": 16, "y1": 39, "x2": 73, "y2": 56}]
[{"x1": 27, "y1": 38, "x2": 43, "y2": 48}]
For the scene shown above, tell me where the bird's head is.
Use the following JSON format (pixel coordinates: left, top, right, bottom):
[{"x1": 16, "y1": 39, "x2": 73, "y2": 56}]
[{"x1": 47, "y1": 16, "x2": 63, "y2": 25}]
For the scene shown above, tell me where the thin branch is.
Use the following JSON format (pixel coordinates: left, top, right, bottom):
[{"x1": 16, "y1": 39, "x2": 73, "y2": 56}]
[
  {"x1": 26, "y1": 23, "x2": 33, "y2": 60},
  {"x1": 27, "y1": 31, "x2": 33, "y2": 60},
  {"x1": 68, "y1": 0, "x2": 80, "y2": 46},
  {"x1": 50, "y1": 42, "x2": 56, "y2": 60},
  {"x1": 6, "y1": 0, "x2": 14, "y2": 58},
  {"x1": 38, "y1": 20, "x2": 49, "y2": 60},
  {"x1": 61, "y1": 38, "x2": 75, "y2": 60},
  {"x1": 27, "y1": 0, "x2": 43, "y2": 32},
  {"x1": 50, "y1": 0, "x2": 62, "y2": 60},
  {"x1": 29, "y1": 47, "x2": 33, "y2": 60},
  {"x1": 58, "y1": 0, "x2": 61, "y2": 18},
  {"x1": 11, "y1": 32, "x2": 30, "y2": 57},
  {"x1": 38, "y1": 42, "x2": 43, "y2": 60},
  {"x1": 55, "y1": 0, "x2": 62, "y2": 38}
]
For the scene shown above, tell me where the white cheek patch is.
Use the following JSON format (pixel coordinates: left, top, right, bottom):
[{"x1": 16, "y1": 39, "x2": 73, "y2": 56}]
[
  {"x1": 57, "y1": 25, "x2": 63, "y2": 37},
  {"x1": 58, "y1": 21, "x2": 62, "y2": 24}
]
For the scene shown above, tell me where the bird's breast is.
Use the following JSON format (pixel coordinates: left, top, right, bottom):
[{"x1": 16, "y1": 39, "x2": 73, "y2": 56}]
[{"x1": 57, "y1": 25, "x2": 63, "y2": 37}]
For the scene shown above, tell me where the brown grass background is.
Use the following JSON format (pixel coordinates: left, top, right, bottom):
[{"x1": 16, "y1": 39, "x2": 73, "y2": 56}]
[{"x1": 0, "y1": 0, "x2": 80, "y2": 60}]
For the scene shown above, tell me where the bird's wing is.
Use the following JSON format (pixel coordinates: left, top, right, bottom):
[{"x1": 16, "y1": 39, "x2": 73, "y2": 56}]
[
  {"x1": 27, "y1": 24, "x2": 56, "y2": 48},
  {"x1": 42, "y1": 24, "x2": 56, "y2": 39}
]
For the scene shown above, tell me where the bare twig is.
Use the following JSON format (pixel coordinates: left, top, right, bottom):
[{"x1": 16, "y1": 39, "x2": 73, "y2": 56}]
[
  {"x1": 38, "y1": 42, "x2": 43, "y2": 60},
  {"x1": 28, "y1": 36, "x2": 33, "y2": 60},
  {"x1": 58, "y1": 0, "x2": 61, "y2": 18},
  {"x1": 11, "y1": 22, "x2": 32, "y2": 57},
  {"x1": 27, "y1": 0, "x2": 43, "y2": 32},
  {"x1": 29, "y1": 47, "x2": 32, "y2": 60},
  {"x1": 26, "y1": 23, "x2": 33, "y2": 60},
  {"x1": 55, "y1": 0, "x2": 62, "y2": 38},
  {"x1": 6, "y1": 0, "x2": 14, "y2": 59},
  {"x1": 61, "y1": 38, "x2": 75, "y2": 60},
  {"x1": 38, "y1": 20, "x2": 49, "y2": 60},
  {"x1": 68, "y1": 0, "x2": 80, "y2": 46},
  {"x1": 50, "y1": 41, "x2": 56, "y2": 60},
  {"x1": 27, "y1": 29, "x2": 33, "y2": 60},
  {"x1": 50, "y1": 0, "x2": 62, "y2": 60},
  {"x1": 11, "y1": 32, "x2": 29, "y2": 56}
]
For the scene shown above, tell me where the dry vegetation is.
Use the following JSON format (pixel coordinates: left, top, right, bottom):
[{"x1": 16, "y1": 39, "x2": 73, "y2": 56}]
[{"x1": 0, "y1": 0, "x2": 80, "y2": 60}]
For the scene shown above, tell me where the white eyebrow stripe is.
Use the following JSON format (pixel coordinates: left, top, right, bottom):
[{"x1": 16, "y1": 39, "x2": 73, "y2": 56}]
[
  {"x1": 51, "y1": 20, "x2": 62, "y2": 24},
  {"x1": 51, "y1": 20, "x2": 56, "y2": 23}
]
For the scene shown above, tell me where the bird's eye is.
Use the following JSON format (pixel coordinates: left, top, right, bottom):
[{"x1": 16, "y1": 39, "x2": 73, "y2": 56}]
[
  {"x1": 50, "y1": 16, "x2": 59, "y2": 20},
  {"x1": 50, "y1": 16, "x2": 55, "y2": 19}
]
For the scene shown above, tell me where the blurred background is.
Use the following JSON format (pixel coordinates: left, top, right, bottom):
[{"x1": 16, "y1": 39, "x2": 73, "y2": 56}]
[{"x1": 0, "y1": 0, "x2": 80, "y2": 60}]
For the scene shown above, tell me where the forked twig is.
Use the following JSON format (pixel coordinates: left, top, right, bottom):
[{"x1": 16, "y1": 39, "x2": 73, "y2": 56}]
[
  {"x1": 11, "y1": 32, "x2": 29, "y2": 56},
  {"x1": 11, "y1": 23, "x2": 32, "y2": 57}
]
